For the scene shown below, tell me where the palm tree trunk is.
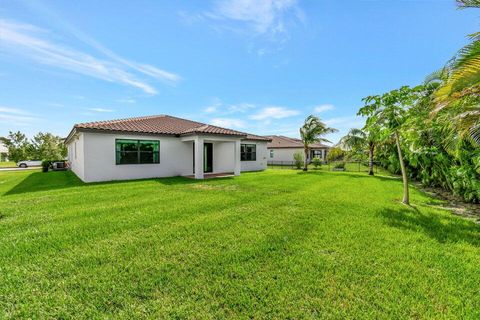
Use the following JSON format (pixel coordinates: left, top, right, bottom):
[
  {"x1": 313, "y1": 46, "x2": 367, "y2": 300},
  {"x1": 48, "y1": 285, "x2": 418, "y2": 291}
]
[
  {"x1": 394, "y1": 131, "x2": 409, "y2": 205},
  {"x1": 368, "y1": 142, "x2": 374, "y2": 176},
  {"x1": 303, "y1": 146, "x2": 308, "y2": 171}
]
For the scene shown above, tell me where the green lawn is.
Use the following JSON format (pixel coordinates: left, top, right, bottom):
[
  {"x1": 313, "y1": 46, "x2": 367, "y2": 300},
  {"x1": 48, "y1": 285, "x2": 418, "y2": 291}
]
[
  {"x1": 0, "y1": 161, "x2": 15, "y2": 168},
  {"x1": 268, "y1": 161, "x2": 389, "y2": 175},
  {"x1": 0, "y1": 169, "x2": 479, "y2": 319}
]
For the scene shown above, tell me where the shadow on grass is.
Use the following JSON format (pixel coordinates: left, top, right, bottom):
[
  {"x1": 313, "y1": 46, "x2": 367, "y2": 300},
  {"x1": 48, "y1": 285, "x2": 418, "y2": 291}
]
[
  {"x1": 379, "y1": 207, "x2": 480, "y2": 246},
  {"x1": 4, "y1": 171, "x2": 225, "y2": 195},
  {"x1": 4, "y1": 171, "x2": 84, "y2": 196}
]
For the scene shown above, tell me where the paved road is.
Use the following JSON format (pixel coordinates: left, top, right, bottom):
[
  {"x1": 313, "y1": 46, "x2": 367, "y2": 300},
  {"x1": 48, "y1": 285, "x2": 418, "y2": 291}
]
[{"x1": 0, "y1": 166, "x2": 41, "y2": 171}]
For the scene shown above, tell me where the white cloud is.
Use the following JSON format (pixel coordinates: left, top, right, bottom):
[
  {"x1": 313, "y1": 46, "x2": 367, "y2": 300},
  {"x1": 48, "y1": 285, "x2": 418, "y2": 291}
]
[
  {"x1": 250, "y1": 106, "x2": 299, "y2": 120},
  {"x1": 228, "y1": 103, "x2": 255, "y2": 113},
  {"x1": 0, "y1": 19, "x2": 181, "y2": 94},
  {"x1": 117, "y1": 98, "x2": 136, "y2": 104},
  {"x1": 204, "y1": 98, "x2": 222, "y2": 113},
  {"x1": 324, "y1": 116, "x2": 364, "y2": 127},
  {"x1": 0, "y1": 106, "x2": 36, "y2": 126},
  {"x1": 15, "y1": 2, "x2": 182, "y2": 85},
  {"x1": 211, "y1": 118, "x2": 245, "y2": 128},
  {"x1": 323, "y1": 116, "x2": 366, "y2": 145},
  {"x1": 205, "y1": 106, "x2": 218, "y2": 113},
  {"x1": 209, "y1": 0, "x2": 302, "y2": 36},
  {"x1": 86, "y1": 108, "x2": 115, "y2": 113},
  {"x1": 0, "y1": 106, "x2": 31, "y2": 115},
  {"x1": 203, "y1": 99, "x2": 255, "y2": 114},
  {"x1": 314, "y1": 104, "x2": 334, "y2": 113}
]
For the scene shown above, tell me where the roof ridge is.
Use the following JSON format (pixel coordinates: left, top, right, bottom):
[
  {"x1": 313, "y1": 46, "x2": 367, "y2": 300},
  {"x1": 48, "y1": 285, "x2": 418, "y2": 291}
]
[
  {"x1": 163, "y1": 114, "x2": 206, "y2": 126},
  {"x1": 75, "y1": 114, "x2": 167, "y2": 127}
]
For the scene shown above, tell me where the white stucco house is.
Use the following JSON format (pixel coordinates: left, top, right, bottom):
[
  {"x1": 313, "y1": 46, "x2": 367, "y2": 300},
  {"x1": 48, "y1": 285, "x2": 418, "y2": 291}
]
[
  {"x1": 0, "y1": 139, "x2": 8, "y2": 162},
  {"x1": 266, "y1": 135, "x2": 330, "y2": 165},
  {"x1": 65, "y1": 115, "x2": 271, "y2": 182}
]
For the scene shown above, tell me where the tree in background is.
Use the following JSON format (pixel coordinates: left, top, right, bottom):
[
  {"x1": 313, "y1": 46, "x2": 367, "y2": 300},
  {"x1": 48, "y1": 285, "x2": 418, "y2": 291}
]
[
  {"x1": 5, "y1": 131, "x2": 33, "y2": 163},
  {"x1": 326, "y1": 147, "x2": 345, "y2": 162},
  {"x1": 338, "y1": 124, "x2": 382, "y2": 176},
  {"x1": 299, "y1": 115, "x2": 337, "y2": 171},
  {"x1": 359, "y1": 86, "x2": 422, "y2": 205},
  {"x1": 5, "y1": 131, "x2": 66, "y2": 163},
  {"x1": 32, "y1": 132, "x2": 66, "y2": 161},
  {"x1": 338, "y1": 128, "x2": 366, "y2": 154}
]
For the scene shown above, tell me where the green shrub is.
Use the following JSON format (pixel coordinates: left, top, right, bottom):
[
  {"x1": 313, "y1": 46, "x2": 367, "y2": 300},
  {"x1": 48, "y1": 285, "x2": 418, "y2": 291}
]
[
  {"x1": 293, "y1": 152, "x2": 303, "y2": 169},
  {"x1": 41, "y1": 160, "x2": 50, "y2": 173},
  {"x1": 312, "y1": 157, "x2": 322, "y2": 169},
  {"x1": 333, "y1": 162, "x2": 345, "y2": 169}
]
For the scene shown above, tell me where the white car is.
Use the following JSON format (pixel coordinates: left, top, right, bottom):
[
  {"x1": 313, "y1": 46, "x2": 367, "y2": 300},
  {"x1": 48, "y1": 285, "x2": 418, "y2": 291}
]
[{"x1": 17, "y1": 160, "x2": 42, "y2": 168}]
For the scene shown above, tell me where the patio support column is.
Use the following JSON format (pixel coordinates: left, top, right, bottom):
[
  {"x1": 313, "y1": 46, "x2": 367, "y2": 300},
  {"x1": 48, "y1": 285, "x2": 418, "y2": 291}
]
[
  {"x1": 194, "y1": 136, "x2": 204, "y2": 179},
  {"x1": 234, "y1": 140, "x2": 241, "y2": 176}
]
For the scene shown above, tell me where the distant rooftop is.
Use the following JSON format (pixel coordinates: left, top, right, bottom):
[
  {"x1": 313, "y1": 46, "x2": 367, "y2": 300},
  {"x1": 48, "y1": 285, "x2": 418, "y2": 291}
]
[{"x1": 265, "y1": 135, "x2": 329, "y2": 149}]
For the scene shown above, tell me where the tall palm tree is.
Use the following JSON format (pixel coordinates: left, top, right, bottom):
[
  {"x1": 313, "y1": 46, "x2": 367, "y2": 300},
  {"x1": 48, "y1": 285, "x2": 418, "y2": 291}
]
[
  {"x1": 300, "y1": 115, "x2": 337, "y2": 171},
  {"x1": 338, "y1": 128, "x2": 366, "y2": 151},
  {"x1": 338, "y1": 128, "x2": 379, "y2": 176},
  {"x1": 433, "y1": 1, "x2": 480, "y2": 145}
]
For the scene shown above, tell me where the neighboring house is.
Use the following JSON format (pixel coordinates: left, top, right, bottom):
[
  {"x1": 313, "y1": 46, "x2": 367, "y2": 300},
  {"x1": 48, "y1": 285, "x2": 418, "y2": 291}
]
[
  {"x1": 265, "y1": 135, "x2": 330, "y2": 165},
  {"x1": 65, "y1": 115, "x2": 271, "y2": 182},
  {"x1": 0, "y1": 139, "x2": 8, "y2": 162}
]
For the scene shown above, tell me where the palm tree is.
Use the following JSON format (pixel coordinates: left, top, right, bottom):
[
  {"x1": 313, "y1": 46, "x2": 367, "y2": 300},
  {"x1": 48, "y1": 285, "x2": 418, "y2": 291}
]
[
  {"x1": 338, "y1": 128, "x2": 366, "y2": 151},
  {"x1": 299, "y1": 115, "x2": 337, "y2": 171},
  {"x1": 338, "y1": 128, "x2": 379, "y2": 176},
  {"x1": 457, "y1": 0, "x2": 480, "y2": 8},
  {"x1": 433, "y1": 1, "x2": 480, "y2": 145},
  {"x1": 339, "y1": 123, "x2": 380, "y2": 176}
]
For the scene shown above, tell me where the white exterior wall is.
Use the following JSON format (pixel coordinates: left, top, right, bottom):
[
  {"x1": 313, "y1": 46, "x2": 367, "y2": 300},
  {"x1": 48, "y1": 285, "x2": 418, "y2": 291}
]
[
  {"x1": 212, "y1": 141, "x2": 235, "y2": 173},
  {"x1": 0, "y1": 141, "x2": 8, "y2": 161},
  {"x1": 67, "y1": 133, "x2": 85, "y2": 181},
  {"x1": 240, "y1": 141, "x2": 268, "y2": 172},
  {"x1": 67, "y1": 132, "x2": 269, "y2": 182},
  {"x1": 268, "y1": 147, "x2": 328, "y2": 163},
  {"x1": 0, "y1": 141, "x2": 8, "y2": 154},
  {"x1": 268, "y1": 148, "x2": 303, "y2": 163},
  {"x1": 81, "y1": 132, "x2": 193, "y2": 183}
]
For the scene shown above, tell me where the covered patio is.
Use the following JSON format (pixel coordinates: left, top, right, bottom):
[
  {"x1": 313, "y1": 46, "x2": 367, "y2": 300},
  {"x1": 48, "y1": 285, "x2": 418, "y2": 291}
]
[{"x1": 180, "y1": 135, "x2": 242, "y2": 179}]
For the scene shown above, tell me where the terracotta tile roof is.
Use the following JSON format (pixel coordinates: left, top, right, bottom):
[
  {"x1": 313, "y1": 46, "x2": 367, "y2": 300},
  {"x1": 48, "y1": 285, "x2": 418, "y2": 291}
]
[
  {"x1": 243, "y1": 134, "x2": 272, "y2": 141},
  {"x1": 181, "y1": 124, "x2": 246, "y2": 136},
  {"x1": 69, "y1": 115, "x2": 271, "y2": 141},
  {"x1": 75, "y1": 115, "x2": 205, "y2": 135},
  {"x1": 265, "y1": 135, "x2": 329, "y2": 149}
]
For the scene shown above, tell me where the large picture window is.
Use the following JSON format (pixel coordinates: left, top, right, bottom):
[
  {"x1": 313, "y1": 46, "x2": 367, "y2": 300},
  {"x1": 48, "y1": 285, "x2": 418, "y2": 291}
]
[
  {"x1": 241, "y1": 144, "x2": 256, "y2": 161},
  {"x1": 116, "y1": 139, "x2": 159, "y2": 165}
]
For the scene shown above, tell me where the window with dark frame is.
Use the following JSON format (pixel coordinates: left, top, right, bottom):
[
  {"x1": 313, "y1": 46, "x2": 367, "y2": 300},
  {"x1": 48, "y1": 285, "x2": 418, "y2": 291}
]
[
  {"x1": 269, "y1": 149, "x2": 274, "y2": 158},
  {"x1": 116, "y1": 139, "x2": 160, "y2": 165},
  {"x1": 241, "y1": 144, "x2": 256, "y2": 161},
  {"x1": 313, "y1": 150, "x2": 322, "y2": 158}
]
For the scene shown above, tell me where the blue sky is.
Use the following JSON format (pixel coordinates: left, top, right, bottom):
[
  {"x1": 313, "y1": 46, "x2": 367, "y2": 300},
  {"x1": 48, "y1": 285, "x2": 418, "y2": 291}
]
[{"x1": 0, "y1": 0, "x2": 478, "y2": 143}]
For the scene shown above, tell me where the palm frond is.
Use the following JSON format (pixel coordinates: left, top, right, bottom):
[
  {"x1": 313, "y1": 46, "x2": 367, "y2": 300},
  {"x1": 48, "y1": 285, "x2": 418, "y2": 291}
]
[{"x1": 457, "y1": 0, "x2": 480, "y2": 8}]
